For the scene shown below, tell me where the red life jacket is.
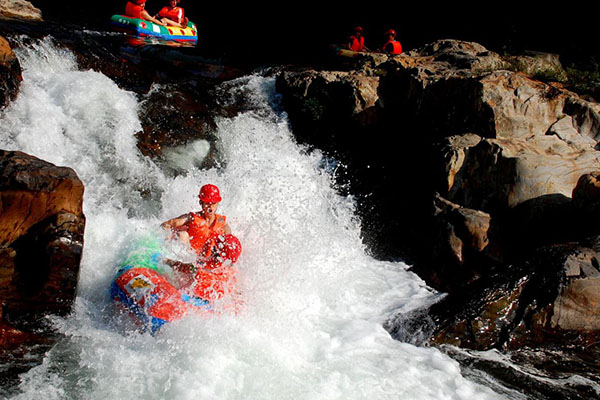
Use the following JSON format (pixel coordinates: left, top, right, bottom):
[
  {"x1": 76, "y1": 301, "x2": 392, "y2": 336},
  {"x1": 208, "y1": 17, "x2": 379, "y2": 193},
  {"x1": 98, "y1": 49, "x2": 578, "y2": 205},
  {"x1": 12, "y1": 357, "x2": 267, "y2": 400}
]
[
  {"x1": 125, "y1": 1, "x2": 145, "y2": 18},
  {"x1": 187, "y1": 213, "x2": 227, "y2": 258},
  {"x1": 158, "y1": 6, "x2": 185, "y2": 24},
  {"x1": 383, "y1": 40, "x2": 402, "y2": 55},
  {"x1": 349, "y1": 35, "x2": 364, "y2": 52}
]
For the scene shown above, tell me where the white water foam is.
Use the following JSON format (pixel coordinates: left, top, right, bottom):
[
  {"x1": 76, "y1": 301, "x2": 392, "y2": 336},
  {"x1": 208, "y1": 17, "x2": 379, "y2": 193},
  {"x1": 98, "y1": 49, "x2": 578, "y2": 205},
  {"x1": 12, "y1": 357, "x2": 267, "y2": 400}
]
[{"x1": 0, "y1": 37, "x2": 507, "y2": 400}]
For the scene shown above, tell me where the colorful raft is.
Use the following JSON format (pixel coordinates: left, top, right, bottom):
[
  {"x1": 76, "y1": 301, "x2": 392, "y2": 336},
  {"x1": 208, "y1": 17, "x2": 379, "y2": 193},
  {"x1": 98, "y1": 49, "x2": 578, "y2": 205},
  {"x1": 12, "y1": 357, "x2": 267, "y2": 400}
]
[
  {"x1": 110, "y1": 236, "x2": 209, "y2": 334},
  {"x1": 110, "y1": 14, "x2": 198, "y2": 43}
]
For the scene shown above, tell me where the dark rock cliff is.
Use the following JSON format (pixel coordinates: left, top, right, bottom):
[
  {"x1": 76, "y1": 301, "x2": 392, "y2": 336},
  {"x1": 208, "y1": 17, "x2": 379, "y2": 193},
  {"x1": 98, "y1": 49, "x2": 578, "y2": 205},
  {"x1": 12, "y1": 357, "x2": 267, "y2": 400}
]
[{"x1": 275, "y1": 39, "x2": 600, "y2": 352}]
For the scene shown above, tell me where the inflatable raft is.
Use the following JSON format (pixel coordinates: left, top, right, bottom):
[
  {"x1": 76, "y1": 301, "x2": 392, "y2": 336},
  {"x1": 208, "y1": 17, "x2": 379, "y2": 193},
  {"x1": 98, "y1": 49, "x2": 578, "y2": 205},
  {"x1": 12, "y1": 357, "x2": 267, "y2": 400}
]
[
  {"x1": 110, "y1": 235, "x2": 210, "y2": 335},
  {"x1": 334, "y1": 47, "x2": 363, "y2": 58},
  {"x1": 110, "y1": 14, "x2": 198, "y2": 43}
]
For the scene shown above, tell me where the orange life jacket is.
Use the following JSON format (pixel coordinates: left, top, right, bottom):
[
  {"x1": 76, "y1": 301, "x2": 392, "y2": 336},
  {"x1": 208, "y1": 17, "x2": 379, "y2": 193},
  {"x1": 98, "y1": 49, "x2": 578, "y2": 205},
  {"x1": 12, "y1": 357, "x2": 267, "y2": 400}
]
[
  {"x1": 187, "y1": 212, "x2": 227, "y2": 258},
  {"x1": 383, "y1": 40, "x2": 402, "y2": 55},
  {"x1": 349, "y1": 35, "x2": 364, "y2": 52},
  {"x1": 157, "y1": 6, "x2": 184, "y2": 24},
  {"x1": 125, "y1": 1, "x2": 144, "y2": 18}
]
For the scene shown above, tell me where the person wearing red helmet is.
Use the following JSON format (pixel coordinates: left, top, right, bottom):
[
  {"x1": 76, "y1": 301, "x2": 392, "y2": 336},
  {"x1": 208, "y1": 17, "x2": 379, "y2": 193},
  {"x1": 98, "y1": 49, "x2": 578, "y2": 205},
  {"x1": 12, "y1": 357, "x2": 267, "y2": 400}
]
[
  {"x1": 180, "y1": 234, "x2": 243, "y2": 302},
  {"x1": 381, "y1": 28, "x2": 402, "y2": 55},
  {"x1": 346, "y1": 26, "x2": 369, "y2": 52},
  {"x1": 161, "y1": 184, "x2": 232, "y2": 261},
  {"x1": 124, "y1": 0, "x2": 166, "y2": 26}
]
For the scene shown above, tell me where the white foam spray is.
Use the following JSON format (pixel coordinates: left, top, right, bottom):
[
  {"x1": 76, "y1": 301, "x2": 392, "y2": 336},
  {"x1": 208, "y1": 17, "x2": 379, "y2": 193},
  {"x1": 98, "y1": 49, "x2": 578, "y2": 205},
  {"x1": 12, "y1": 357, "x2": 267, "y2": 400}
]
[{"x1": 0, "y1": 37, "x2": 507, "y2": 400}]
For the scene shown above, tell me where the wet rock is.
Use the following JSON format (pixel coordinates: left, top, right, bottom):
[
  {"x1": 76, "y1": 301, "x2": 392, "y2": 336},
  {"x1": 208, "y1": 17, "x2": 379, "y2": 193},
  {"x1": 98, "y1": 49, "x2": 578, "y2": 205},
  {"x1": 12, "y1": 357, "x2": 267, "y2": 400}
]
[
  {"x1": 0, "y1": 150, "x2": 84, "y2": 245},
  {"x1": 0, "y1": 0, "x2": 42, "y2": 21},
  {"x1": 411, "y1": 194, "x2": 494, "y2": 292},
  {"x1": 0, "y1": 35, "x2": 21, "y2": 109},
  {"x1": 390, "y1": 239, "x2": 600, "y2": 351},
  {"x1": 136, "y1": 83, "x2": 220, "y2": 172},
  {"x1": 551, "y1": 248, "x2": 600, "y2": 331},
  {"x1": 276, "y1": 69, "x2": 381, "y2": 137},
  {"x1": 0, "y1": 150, "x2": 84, "y2": 338},
  {"x1": 502, "y1": 193, "x2": 577, "y2": 251}
]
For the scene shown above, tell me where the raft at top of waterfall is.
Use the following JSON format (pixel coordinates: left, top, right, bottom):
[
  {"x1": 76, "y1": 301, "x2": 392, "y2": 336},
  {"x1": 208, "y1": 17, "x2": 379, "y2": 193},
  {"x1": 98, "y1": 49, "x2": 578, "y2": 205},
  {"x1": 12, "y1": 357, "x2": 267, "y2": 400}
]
[
  {"x1": 111, "y1": 184, "x2": 243, "y2": 334},
  {"x1": 111, "y1": 0, "x2": 198, "y2": 44}
]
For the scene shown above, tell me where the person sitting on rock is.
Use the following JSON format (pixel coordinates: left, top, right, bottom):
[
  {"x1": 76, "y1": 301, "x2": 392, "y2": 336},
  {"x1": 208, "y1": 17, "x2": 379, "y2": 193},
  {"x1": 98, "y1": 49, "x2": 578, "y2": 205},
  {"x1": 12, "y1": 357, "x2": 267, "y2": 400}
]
[
  {"x1": 155, "y1": 0, "x2": 188, "y2": 28},
  {"x1": 125, "y1": 0, "x2": 166, "y2": 26},
  {"x1": 381, "y1": 29, "x2": 402, "y2": 55}
]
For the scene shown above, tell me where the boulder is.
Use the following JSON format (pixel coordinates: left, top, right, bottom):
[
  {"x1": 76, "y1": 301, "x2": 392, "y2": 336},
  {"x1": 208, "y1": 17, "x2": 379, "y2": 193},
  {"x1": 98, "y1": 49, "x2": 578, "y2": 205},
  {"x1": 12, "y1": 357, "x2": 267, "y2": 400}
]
[
  {"x1": 278, "y1": 39, "x2": 599, "y2": 147},
  {"x1": 439, "y1": 134, "x2": 600, "y2": 212},
  {"x1": 276, "y1": 69, "x2": 381, "y2": 130},
  {"x1": 0, "y1": 0, "x2": 42, "y2": 20},
  {"x1": 573, "y1": 171, "x2": 600, "y2": 210},
  {"x1": 388, "y1": 238, "x2": 600, "y2": 350},
  {"x1": 411, "y1": 193, "x2": 494, "y2": 293},
  {"x1": 277, "y1": 39, "x2": 600, "y2": 356},
  {"x1": 0, "y1": 35, "x2": 21, "y2": 109},
  {"x1": 0, "y1": 150, "x2": 85, "y2": 334},
  {"x1": 279, "y1": 40, "x2": 600, "y2": 215},
  {"x1": 402, "y1": 39, "x2": 510, "y2": 74},
  {"x1": 380, "y1": 41, "x2": 599, "y2": 147},
  {"x1": 136, "y1": 83, "x2": 219, "y2": 172},
  {"x1": 0, "y1": 150, "x2": 84, "y2": 245},
  {"x1": 432, "y1": 133, "x2": 483, "y2": 196},
  {"x1": 504, "y1": 51, "x2": 568, "y2": 82}
]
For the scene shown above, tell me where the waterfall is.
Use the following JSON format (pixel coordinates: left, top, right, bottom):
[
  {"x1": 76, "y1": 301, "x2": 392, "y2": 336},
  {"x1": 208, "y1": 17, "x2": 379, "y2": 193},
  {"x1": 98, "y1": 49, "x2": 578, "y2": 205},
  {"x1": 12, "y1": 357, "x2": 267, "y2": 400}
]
[{"x1": 0, "y1": 37, "x2": 508, "y2": 400}]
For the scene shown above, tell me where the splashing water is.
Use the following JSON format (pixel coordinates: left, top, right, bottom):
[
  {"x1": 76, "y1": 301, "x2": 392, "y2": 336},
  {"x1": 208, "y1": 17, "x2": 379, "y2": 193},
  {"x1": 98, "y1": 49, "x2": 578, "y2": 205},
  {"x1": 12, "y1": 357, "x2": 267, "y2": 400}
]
[{"x1": 0, "y1": 37, "x2": 508, "y2": 400}]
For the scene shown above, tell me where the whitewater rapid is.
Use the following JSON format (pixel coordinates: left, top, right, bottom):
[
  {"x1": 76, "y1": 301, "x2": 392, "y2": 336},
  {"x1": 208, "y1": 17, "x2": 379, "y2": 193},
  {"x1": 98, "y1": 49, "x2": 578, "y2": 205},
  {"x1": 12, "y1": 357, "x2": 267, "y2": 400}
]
[{"x1": 0, "y1": 37, "x2": 512, "y2": 400}]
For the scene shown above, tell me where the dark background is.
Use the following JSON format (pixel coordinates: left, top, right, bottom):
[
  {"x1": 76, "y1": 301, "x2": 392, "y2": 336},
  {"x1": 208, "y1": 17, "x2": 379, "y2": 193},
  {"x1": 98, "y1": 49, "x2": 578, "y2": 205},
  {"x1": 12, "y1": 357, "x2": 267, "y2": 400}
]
[{"x1": 27, "y1": 1, "x2": 599, "y2": 69}]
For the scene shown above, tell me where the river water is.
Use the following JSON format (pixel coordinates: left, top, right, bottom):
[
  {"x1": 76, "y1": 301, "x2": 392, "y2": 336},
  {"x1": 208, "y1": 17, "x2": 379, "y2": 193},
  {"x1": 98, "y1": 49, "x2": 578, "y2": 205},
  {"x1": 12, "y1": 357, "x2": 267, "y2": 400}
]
[{"x1": 1, "y1": 22, "x2": 597, "y2": 399}]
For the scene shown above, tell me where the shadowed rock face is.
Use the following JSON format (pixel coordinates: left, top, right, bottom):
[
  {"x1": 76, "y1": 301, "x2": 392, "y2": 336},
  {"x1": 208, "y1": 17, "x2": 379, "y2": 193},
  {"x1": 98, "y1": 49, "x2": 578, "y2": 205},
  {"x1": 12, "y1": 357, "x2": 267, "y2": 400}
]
[
  {"x1": 386, "y1": 239, "x2": 600, "y2": 351},
  {"x1": 136, "y1": 83, "x2": 220, "y2": 172},
  {"x1": 276, "y1": 39, "x2": 600, "y2": 351},
  {"x1": 0, "y1": 35, "x2": 21, "y2": 109},
  {"x1": 0, "y1": 150, "x2": 85, "y2": 341}
]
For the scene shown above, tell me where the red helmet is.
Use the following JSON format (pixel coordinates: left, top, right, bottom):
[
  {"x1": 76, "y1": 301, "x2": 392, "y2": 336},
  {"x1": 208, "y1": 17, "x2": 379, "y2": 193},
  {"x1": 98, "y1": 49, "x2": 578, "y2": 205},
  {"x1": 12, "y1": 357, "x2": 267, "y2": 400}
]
[
  {"x1": 354, "y1": 26, "x2": 364, "y2": 33},
  {"x1": 385, "y1": 29, "x2": 396, "y2": 37},
  {"x1": 215, "y1": 234, "x2": 242, "y2": 263},
  {"x1": 198, "y1": 184, "x2": 222, "y2": 203}
]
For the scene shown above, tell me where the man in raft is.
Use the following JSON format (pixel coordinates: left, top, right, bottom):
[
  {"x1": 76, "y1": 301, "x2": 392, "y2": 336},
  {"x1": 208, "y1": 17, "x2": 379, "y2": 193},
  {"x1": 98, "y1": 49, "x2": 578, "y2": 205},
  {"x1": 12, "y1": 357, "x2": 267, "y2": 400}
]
[
  {"x1": 161, "y1": 184, "x2": 242, "y2": 305},
  {"x1": 155, "y1": 0, "x2": 188, "y2": 28},
  {"x1": 381, "y1": 29, "x2": 403, "y2": 55},
  {"x1": 346, "y1": 26, "x2": 370, "y2": 52},
  {"x1": 161, "y1": 183, "x2": 232, "y2": 261},
  {"x1": 125, "y1": 0, "x2": 166, "y2": 26},
  {"x1": 178, "y1": 233, "x2": 242, "y2": 303}
]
